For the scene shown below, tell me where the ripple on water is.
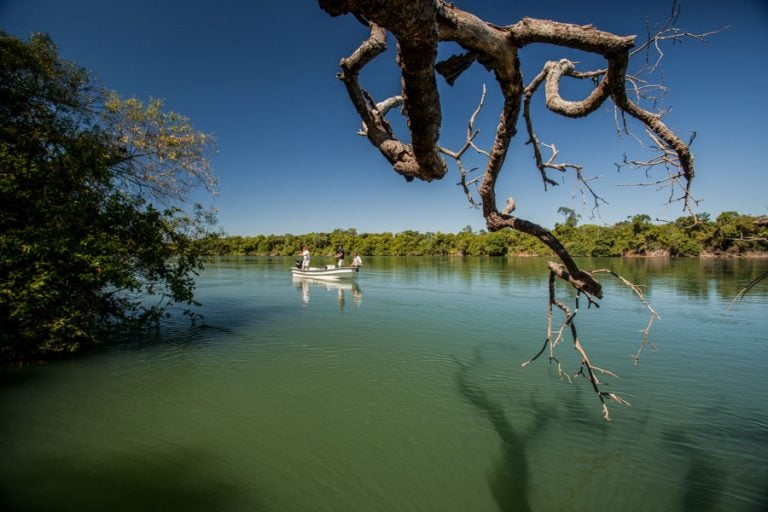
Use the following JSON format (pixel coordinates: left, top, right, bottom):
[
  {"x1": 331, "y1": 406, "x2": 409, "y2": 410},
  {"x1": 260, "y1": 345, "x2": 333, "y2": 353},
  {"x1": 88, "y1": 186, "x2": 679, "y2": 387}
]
[{"x1": 2, "y1": 257, "x2": 767, "y2": 511}]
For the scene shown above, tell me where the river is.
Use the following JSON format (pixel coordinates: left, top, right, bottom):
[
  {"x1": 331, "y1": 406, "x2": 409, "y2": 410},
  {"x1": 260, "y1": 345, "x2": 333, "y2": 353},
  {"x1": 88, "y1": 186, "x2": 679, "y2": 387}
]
[{"x1": 1, "y1": 256, "x2": 766, "y2": 511}]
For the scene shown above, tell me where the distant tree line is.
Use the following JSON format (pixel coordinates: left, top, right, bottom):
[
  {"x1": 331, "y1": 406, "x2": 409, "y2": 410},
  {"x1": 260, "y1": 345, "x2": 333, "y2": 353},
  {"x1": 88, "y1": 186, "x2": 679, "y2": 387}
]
[{"x1": 198, "y1": 212, "x2": 768, "y2": 258}]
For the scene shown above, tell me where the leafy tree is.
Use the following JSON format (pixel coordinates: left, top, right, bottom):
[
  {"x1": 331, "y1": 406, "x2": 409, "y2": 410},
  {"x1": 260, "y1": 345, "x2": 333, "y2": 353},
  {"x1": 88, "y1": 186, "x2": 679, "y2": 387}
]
[
  {"x1": 0, "y1": 32, "x2": 216, "y2": 363},
  {"x1": 392, "y1": 230, "x2": 423, "y2": 255},
  {"x1": 454, "y1": 228, "x2": 474, "y2": 256},
  {"x1": 329, "y1": 228, "x2": 357, "y2": 256},
  {"x1": 705, "y1": 211, "x2": 768, "y2": 254},
  {"x1": 556, "y1": 207, "x2": 580, "y2": 229},
  {"x1": 425, "y1": 232, "x2": 454, "y2": 255},
  {"x1": 201, "y1": 214, "x2": 767, "y2": 259}
]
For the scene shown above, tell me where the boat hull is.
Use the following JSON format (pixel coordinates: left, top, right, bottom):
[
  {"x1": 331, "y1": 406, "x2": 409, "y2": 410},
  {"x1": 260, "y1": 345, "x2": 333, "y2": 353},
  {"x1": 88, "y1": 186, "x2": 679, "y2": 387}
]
[{"x1": 290, "y1": 266, "x2": 359, "y2": 280}]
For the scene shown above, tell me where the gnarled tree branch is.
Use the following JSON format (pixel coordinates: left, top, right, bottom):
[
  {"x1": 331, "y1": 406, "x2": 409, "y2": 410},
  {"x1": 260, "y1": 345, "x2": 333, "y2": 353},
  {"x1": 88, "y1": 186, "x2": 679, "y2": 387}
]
[{"x1": 320, "y1": 0, "x2": 701, "y2": 418}]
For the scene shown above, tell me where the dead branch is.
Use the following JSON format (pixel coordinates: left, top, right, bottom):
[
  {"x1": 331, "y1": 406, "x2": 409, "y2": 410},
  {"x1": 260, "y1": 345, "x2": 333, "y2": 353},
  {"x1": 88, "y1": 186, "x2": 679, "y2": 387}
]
[
  {"x1": 729, "y1": 271, "x2": 768, "y2": 310},
  {"x1": 523, "y1": 64, "x2": 560, "y2": 190},
  {"x1": 336, "y1": 21, "x2": 445, "y2": 182},
  {"x1": 324, "y1": 0, "x2": 698, "y2": 222},
  {"x1": 727, "y1": 235, "x2": 768, "y2": 243},
  {"x1": 357, "y1": 95, "x2": 403, "y2": 136},
  {"x1": 438, "y1": 85, "x2": 489, "y2": 208},
  {"x1": 522, "y1": 268, "x2": 631, "y2": 420},
  {"x1": 320, "y1": 0, "x2": 704, "y2": 418},
  {"x1": 613, "y1": 5, "x2": 725, "y2": 213},
  {"x1": 616, "y1": 129, "x2": 700, "y2": 219},
  {"x1": 592, "y1": 268, "x2": 660, "y2": 365}
]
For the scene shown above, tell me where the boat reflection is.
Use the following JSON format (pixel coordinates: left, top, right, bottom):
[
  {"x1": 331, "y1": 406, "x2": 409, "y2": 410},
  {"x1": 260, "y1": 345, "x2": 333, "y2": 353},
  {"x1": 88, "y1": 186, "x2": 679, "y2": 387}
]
[{"x1": 292, "y1": 276, "x2": 363, "y2": 309}]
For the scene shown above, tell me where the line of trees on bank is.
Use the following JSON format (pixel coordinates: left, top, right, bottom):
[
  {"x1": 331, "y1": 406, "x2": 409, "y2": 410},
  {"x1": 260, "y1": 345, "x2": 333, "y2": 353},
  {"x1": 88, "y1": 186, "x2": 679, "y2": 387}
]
[{"x1": 199, "y1": 211, "x2": 768, "y2": 258}]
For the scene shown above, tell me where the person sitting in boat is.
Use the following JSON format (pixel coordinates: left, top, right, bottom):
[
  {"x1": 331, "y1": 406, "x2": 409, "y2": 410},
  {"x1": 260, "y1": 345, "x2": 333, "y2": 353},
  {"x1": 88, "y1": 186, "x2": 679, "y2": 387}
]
[
  {"x1": 335, "y1": 246, "x2": 345, "y2": 267},
  {"x1": 301, "y1": 245, "x2": 311, "y2": 270},
  {"x1": 351, "y1": 252, "x2": 362, "y2": 268}
]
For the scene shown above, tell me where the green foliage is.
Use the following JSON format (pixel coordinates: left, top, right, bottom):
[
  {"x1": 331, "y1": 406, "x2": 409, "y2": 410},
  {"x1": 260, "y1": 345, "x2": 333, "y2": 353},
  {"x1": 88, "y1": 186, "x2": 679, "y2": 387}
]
[
  {"x1": 556, "y1": 206, "x2": 580, "y2": 229},
  {"x1": 102, "y1": 93, "x2": 217, "y2": 200},
  {"x1": 198, "y1": 212, "x2": 767, "y2": 259},
  {"x1": 705, "y1": 212, "x2": 768, "y2": 254},
  {"x1": 0, "y1": 32, "x2": 216, "y2": 363}
]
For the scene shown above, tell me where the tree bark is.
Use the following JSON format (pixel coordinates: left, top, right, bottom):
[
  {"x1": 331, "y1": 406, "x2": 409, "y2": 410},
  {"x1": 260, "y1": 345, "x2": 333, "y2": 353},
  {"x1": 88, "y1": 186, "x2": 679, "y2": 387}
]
[
  {"x1": 320, "y1": 0, "x2": 696, "y2": 301},
  {"x1": 320, "y1": 0, "x2": 699, "y2": 420}
]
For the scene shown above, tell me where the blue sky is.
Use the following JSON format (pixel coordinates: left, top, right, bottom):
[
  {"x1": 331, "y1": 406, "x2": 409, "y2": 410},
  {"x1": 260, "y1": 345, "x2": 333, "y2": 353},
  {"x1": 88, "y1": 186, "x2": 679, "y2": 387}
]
[{"x1": 2, "y1": 0, "x2": 767, "y2": 235}]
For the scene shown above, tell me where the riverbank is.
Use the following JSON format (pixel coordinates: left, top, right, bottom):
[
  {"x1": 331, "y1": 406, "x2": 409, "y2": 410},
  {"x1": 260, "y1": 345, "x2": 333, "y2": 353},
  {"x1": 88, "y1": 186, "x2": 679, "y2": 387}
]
[{"x1": 196, "y1": 212, "x2": 768, "y2": 258}]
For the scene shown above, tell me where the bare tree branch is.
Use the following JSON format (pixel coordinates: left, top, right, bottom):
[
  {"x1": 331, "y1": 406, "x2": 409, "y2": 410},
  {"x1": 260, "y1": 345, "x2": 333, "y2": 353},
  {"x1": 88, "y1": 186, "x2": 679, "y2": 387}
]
[
  {"x1": 438, "y1": 85, "x2": 489, "y2": 208},
  {"x1": 320, "y1": 0, "x2": 706, "y2": 418},
  {"x1": 592, "y1": 268, "x2": 660, "y2": 365},
  {"x1": 522, "y1": 269, "x2": 634, "y2": 420},
  {"x1": 729, "y1": 271, "x2": 768, "y2": 310}
]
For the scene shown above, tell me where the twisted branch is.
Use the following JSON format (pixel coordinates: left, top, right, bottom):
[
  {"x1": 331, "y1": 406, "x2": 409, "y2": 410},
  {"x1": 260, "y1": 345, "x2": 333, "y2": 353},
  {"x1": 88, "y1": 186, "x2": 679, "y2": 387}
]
[{"x1": 320, "y1": 0, "x2": 704, "y2": 418}]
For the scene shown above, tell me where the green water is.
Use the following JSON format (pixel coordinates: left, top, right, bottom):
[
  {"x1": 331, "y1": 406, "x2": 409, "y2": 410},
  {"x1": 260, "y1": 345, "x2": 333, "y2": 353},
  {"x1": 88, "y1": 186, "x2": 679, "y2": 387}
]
[{"x1": 1, "y1": 257, "x2": 766, "y2": 511}]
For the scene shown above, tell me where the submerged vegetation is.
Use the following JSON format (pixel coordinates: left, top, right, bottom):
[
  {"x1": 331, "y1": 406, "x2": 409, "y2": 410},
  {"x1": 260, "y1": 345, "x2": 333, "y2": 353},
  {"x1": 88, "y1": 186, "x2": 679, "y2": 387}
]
[{"x1": 199, "y1": 212, "x2": 768, "y2": 258}]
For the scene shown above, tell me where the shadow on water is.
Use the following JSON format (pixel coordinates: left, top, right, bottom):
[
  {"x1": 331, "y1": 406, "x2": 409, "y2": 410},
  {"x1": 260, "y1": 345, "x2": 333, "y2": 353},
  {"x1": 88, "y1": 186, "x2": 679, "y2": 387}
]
[
  {"x1": 455, "y1": 348, "x2": 553, "y2": 512},
  {"x1": 0, "y1": 364, "x2": 45, "y2": 387},
  {"x1": 759, "y1": 483, "x2": 768, "y2": 512},
  {"x1": 98, "y1": 300, "x2": 295, "y2": 354},
  {"x1": 0, "y1": 447, "x2": 257, "y2": 512},
  {"x1": 662, "y1": 427, "x2": 726, "y2": 512},
  {"x1": 661, "y1": 396, "x2": 768, "y2": 512}
]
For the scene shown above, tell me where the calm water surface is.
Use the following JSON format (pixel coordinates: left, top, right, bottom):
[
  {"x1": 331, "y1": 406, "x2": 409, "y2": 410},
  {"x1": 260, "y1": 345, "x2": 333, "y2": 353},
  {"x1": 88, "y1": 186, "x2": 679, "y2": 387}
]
[{"x1": 1, "y1": 257, "x2": 767, "y2": 511}]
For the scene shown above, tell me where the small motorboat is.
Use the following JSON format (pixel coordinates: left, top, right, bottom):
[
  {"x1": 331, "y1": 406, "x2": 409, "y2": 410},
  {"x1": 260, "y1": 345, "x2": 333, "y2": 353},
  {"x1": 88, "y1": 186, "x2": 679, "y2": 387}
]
[{"x1": 290, "y1": 265, "x2": 359, "y2": 280}]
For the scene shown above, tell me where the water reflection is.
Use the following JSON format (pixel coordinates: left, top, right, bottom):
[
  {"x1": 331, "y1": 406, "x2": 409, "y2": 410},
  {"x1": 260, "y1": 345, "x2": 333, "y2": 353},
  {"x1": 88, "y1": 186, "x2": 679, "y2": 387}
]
[
  {"x1": 582, "y1": 257, "x2": 768, "y2": 300},
  {"x1": 212, "y1": 256, "x2": 767, "y2": 303},
  {"x1": 292, "y1": 277, "x2": 363, "y2": 309},
  {"x1": 330, "y1": 256, "x2": 767, "y2": 301}
]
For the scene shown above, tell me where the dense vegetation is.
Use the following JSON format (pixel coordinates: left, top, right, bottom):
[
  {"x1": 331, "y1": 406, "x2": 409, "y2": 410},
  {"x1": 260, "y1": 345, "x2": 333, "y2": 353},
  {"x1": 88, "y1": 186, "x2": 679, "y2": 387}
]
[
  {"x1": 198, "y1": 212, "x2": 768, "y2": 258},
  {"x1": 0, "y1": 33, "x2": 216, "y2": 363}
]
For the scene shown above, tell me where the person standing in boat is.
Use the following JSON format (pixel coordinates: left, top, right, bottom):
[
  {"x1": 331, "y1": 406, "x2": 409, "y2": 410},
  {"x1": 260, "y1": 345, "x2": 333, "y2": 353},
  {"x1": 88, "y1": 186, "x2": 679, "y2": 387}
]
[
  {"x1": 335, "y1": 245, "x2": 345, "y2": 267},
  {"x1": 301, "y1": 245, "x2": 311, "y2": 270},
  {"x1": 351, "y1": 252, "x2": 362, "y2": 268}
]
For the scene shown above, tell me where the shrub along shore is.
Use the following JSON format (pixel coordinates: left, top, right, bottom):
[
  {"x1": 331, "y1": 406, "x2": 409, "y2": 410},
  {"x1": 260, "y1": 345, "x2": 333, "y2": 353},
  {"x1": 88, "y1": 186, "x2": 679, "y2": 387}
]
[{"x1": 198, "y1": 212, "x2": 768, "y2": 258}]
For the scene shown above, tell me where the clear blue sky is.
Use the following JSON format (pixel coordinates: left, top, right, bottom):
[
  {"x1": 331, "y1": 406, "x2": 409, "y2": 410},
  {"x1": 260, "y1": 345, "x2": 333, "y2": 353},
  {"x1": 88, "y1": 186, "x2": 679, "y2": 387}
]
[{"x1": 2, "y1": 0, "x2": 767, "y2": 235}]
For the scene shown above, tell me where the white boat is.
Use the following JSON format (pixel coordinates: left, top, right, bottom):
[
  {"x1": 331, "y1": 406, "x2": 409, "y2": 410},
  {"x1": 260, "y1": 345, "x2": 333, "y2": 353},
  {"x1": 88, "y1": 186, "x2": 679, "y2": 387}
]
[{"x1": 290, "y1": 265, "x2": 359, "y2": 280}]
